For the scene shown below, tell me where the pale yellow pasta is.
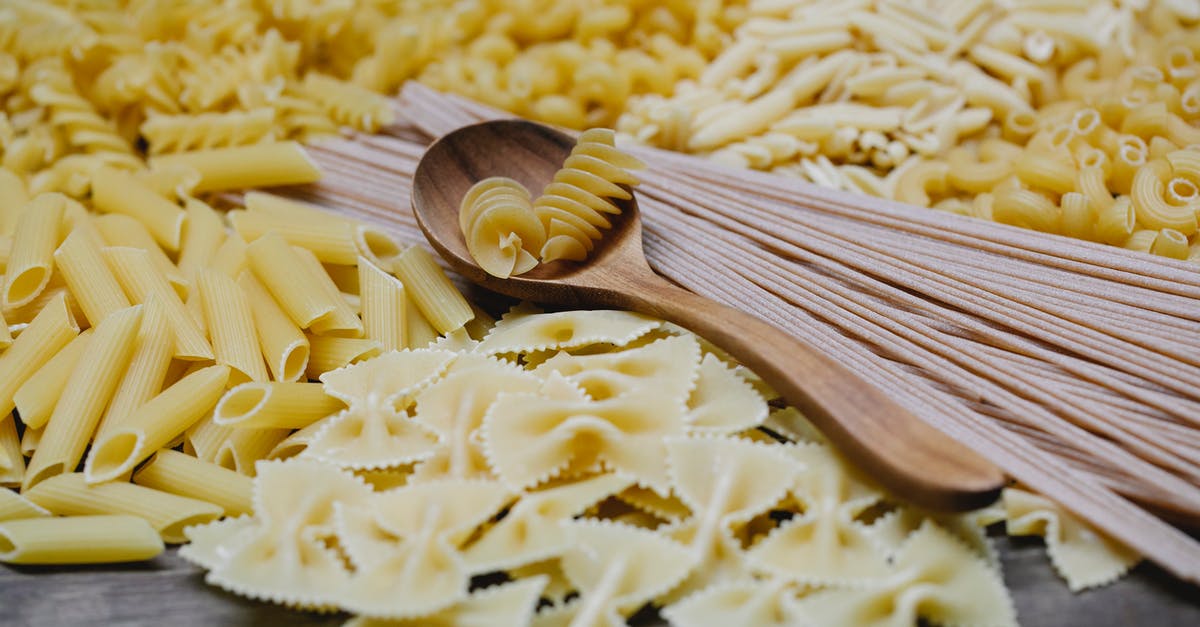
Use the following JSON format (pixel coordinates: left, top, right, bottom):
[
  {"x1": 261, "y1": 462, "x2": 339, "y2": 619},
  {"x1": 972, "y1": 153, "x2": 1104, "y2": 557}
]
[
  {"x1": 1131, "y1": 159, "x2": 1199, "y2": 234},
  {"x1": 1166, "y1": 149, "x2": 1200, "y2": 182},
  {"x1": 1149, "y1": 228, "x2": 1191, "y2": 260},
  {"x1": 90, "y1": 167, "x2": 186, "y2": 251},
  {"x1": 85, "y1": 365, "x2": 231, "y2": 484},
  {"x1": 198, "y1": 268, "x2": 269, "y2": 384},
  {"x1": 405, "y1": 291, "x2": 439, "y2": 350},
  {"x1": 238, "y1": 272, "x2": 309, "y2": 382},
  {"x1": 896, "y1": 160, "x2": 950, "y2": 207},
  {"x1": 208, "y1": 233, "x2": 249, "y2": 278},
  {"x1": 185, "y1": 415, "x2": 236, "y2": 466},
  {"x1": 305, "y1": 335, "x2": 384, "y2": 379},
  {"x1": 176, "y1": 198, "x2": 226, "y2": 281},
  {"x1": 947, "y1": 158, "x2": 1013, "y2": 193},
  {"x1": 149, "y1": 141, "x2": 322, "y2": 192},
  {"x1": 1059, "y1": 192, "x2": 1096, "y2": 241},
  {"x1": 2, "y1": 194, "x2": 64, "y2": 308},
  {"x1": 54, "y1": 225, "x2": 132, "y2": 328},
  {"x1": 12, "y1": 329, "x2": 93, "y2": 430},
  {"x1": 359, "y1": 256, "x2": 406, "y2": 351},
  {"x1": 214, "y1": 381, "x2": 344, "y2": 429},
  {"x1": 1076, "y1": 165, "x2": 1115, "y2": 214},
  {"x1": 0, "y1": 312, "x2": 8, "y2": 352},
  {"x1": 1014, "y1": 152, "x2": 1078, "y2": 194},
  {"x1": 0, "y1": 167, "x2": 29, "y2": 236},
  {"x1": 103, "y1": 246, "x2": 213, "y2": 361},
  {"x1": 96, "y1": 297, "x2": 173, "y2": 440},
  {"x1": 1096, "y1": 195, "x2": 1136, "y2": 245},
  {"x1": 23, "y1": 305, "x2": 143, "y2": 490},
  {"x1": 24, "y1": 474, "x2": 222, "y2": 544},
  {"x1": 213, "y1": 428, "x2": 290, "y2": 476},
  {"x1": 1124, "y1": 229, "x2": 1159, "y2": 253},
  {"x1": 229, "y1": 209, "x2": 360, "y2": 266},
  {"x1": 0, "y1": 515, "x2": 163, "y2": 564},
  {"x1": 133, "y1": 449, "x2": 254, "y2": 517},
  {"x1": 0, "y1": 486, "x2": 47, "y2": 521},
  {"x1": 459, "y1": 177, "x2": 544, "y2": 278},
  {"x1": 294, "y1": 246, "x2": 363, "y2": 337},
  {"x1": 993, "y1": 187, "x2": 1062, "y2": 234},
  {"x1": 246, "y1": 232, "x2": 337, "y2": 329},
  {"x1": 1110, "y1": 135, "x2": 1148, "y2": 195},
  {"x1": 0, "y1": 414, "x2": 22, "y2": 487},
  {"x1": 0, "y1": 293, "x2": 78, "y2": 419},
  {"x1": 391, "y1": 245, "x2": 473, "y2": 334},
  {"x1": 93, "y1": 213, "x2": 188, "y2": 298}
]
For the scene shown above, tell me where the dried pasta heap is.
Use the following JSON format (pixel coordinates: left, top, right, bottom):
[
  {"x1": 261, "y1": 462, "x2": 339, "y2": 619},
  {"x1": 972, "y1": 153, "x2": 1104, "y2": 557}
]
[{"x1": 617, "y1": 0, "x2": 1200, "y2": 262}]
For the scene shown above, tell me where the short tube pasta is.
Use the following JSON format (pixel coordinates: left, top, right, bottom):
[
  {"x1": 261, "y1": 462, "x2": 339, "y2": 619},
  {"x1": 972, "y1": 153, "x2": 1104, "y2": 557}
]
[
  {"x1": 23, "y1": 305, "x2": 143, "y2": 491},
  {"x1": 2, "y1": 194, "x2": 64, "y2": 308},
  {"x1": 229, "y1": 210, "x2": 360, "y2": 265},
  {"x1": 148, "y1": 141, "x2": 322, "y2": 192},
  {"x1": 93, "y1": 213, "x2": 188, "y2": 299},
  {"x1": 90, "y1": 167, "x2": 186, "y2": 251},
  {"x1": 13, "y1": 330, "x2": 93, "y2": 430},
  {"x1": 53, "y1": 225, "x2": 132, "y2": 328},
  {"x1": 133, "y1": 450, "x2": 253, "y2": 517},
  {"x1": 293, "y1": 247, "x2": 362, "y2": 337},
  {"x1": 359, "y1": 257, "x2": 407, "y2": 351},
  {"x1": 176, "y1": 198, "x2": 226, "y2": 280},
  {"x1": 0, "y1": 515, "x2": 164, "y2": 564},
  {"x1": 992, "y1": 187, "x2": 1062, "y2": 234},
  {"x1": 23, "y1": 473, "x2": 222, "y2": 544},
  {"x1": 238, "y1": 272, "x2": 309, "y2": 382},
  {"x1": 391, "y1": 245, "x2": 473, "y2": 334},
  {"x1": 198, "y1": 268, "x2": 269, "y2": 384},
  {"x1": 305, "y1": 335, "x2": 383, "y2": 379},
  {"x1": 103, "y1": 246, "x2": 213, "y2": 360},
  {"x1": 213, "y1": 382, "x2": 344, "y2": 429},
  {"x1": 0, "y1": 293, "x2": 78, "y2": 419},
  {"x1": 96, "y1": 297, "x2": 173, "y2": 440},
  {"x1": 246, "y1": 232, "x2": 337, "y2": 329},
  {"x1": 1130, "y1": 159, "x2": 1198, "y2": 235},
  {"x1": 85, "y1": 365, "x2": 231, "y2": 484}
]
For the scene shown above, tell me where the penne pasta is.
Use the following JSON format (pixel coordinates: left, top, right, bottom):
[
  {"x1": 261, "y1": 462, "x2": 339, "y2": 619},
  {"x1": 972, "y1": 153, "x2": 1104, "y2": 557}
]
[
  {"x1": 198, "y1": 268, "x2": 269, "y2": 384},
  {"x1": 184, "y1": 415, "x2": 236, "y2": 465},
  {"x1": 0, "y1": 310, "x2": 9, "y2": 350},
  {"x1": 0, "y1": 414, "x2": 22, "y2": 487},
  {"x1": 133, "y1": 449, "x2": 253, "y2": 517},
  {"x1": 213, "y1": 381, "x2": 344, "y2": 430},
  {"x1": 0, "y1": 515, "x2": 163, "y2": 564},
  {"x1": 23, "y1": 305, "x2": 143, "y2": 491},
  {"x1": 305, "y1": 335, "x2": 383, "y2": 379},
  {"x1": 24, "y1": 473, "x2": 222, "y2": 544},
  {"x1": 2, "y1": 194, "x2": 64, "y2": 308},
  {"x1": 93, "y1": 213, "x2": 188, "y2": 299},
  {"x1": 0, "y1": 167, "x2": 29, "y2": 236},
  {"x1": 391, "y1": 245, "x2": 473, "y2": 334},
  {"x1": 54, "y1": 224, "x2": 132, "y2": 328},
  {"x1": 359, "y1": 256, "x2": 406, "y2": 351},
  {"x1": 294, "y1": 247, "x2": 363, "y2": 337},
  {"x1": 176, "y1": 198, "x2": 226, "y2": 281},
  {"x1": 214, "y1": 427, "x2": 290, "y2": 476},
  {"x1": 103, "y1": 246, "x2": 213, "y2": 361},
  {"x1": 245, "y1": 232, "x2": 336, "y2": 328},
  {"x1": 90, "y1": 167, "x2": 186, "y2": 251},
  {"x1": 85, "y1": 365, "x2": 231, "y2": 484},
  {"x1": 13, "y1": 329, "x2": 93, "y2": 430},
  {"x1": 95, "y1": 297, "x2": 173, "y2": 440},
  {"x1": 229, "y1": 209, "x2": 360, "y2": 265},
  {"x1": 405, "y1": 289, "x2": 439, "y2": 349},
  {"x1": 148, "y1": 141, "x2": 322, "y2": 192},
  {"x1": 0, "y1": 486, "x2": 48, "y2": 521},
  {"x1": 238, "y1": 272, "x2": 309, "y2": 382},
  {"x1": 0, "y1": 293, "x2": 78, "y2": 418},
  {"x1": 208, "y1": 232, "x2": 249, "y2": 278}
]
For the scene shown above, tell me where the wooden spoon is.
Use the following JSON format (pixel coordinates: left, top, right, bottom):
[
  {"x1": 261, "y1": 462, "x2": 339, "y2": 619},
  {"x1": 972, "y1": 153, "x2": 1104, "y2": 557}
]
[{"x1": 411, "y1": 119, "x2": 1004, "y2": 511}]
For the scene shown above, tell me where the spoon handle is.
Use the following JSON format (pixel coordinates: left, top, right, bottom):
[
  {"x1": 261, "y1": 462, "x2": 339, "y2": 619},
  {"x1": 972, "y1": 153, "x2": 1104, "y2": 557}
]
[{"x1": 622, "y1": 277, "x2": 1005, "y2": 511}]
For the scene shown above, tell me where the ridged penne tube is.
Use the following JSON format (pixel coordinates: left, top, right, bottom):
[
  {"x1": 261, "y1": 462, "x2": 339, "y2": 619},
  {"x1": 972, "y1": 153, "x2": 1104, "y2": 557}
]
[
  {"x1": 214, "y1": 428, "x2": 289, "y2": 476},
  {"x1": 0, "y1": 312, "x2": 8, "y2": 350},
  {"x1": 391, "y1": 245, "x2": 473, "y2": 334},
  {"x1": 0, "y1": 484, "x2": 47, "y2": 520},
  {"x1": 245, "y1": 232, "x2": 336, "y2": 328},
  {"x1": 177, "y1": 198, "x2": 225, "y2": 280},
  {"x1": 93, "y1": 213, "x2": 188, "y2": 298},
  {"x1": 305, "y1": 335, "x2": 383, "y2": 379},
  {"x1": 133, "y1": 449, "x2": 253, "y2": 517},
  {"x1": 1131, "y1": 159, "x2": 1198, "y2": 235},
  {"x1": 13, "y1": 330, "x2": 93, "y2": 430},
  {"x1": 19, "y1": 427, "x2": 39, "y2": 458},
  {"x1": 294, "y1": 247, "x2": 362, "y2": 337},
  {"x1": 85, "y1": 365, "x2": 230, "y2": 484},
  {"x1": 0, "y1": 167, "x2": 29, "y2": 236},
  {"x1": 0, "y1": 293, "x2": 78, "y2": 417},
  {"x1": 95, "y1": 297, "x2": 173, "y2": 440},
  {"x1": 0, "y1": 515, "x2": 163, "y2": 564},
  {"x1": 90, "y1": 167, "x2": 185, "y2": 251},
  {"x1": 53, "y1": 225, "x2": 131, "y2": 328},
  {"x1": 185, "y1": 415, "x2": 236, "y2": 464},
  {"x1": 213, "y1": 382, "x2": 343, "y2": 429},
  {"x1": 208, "y1": 233, "x2": 248, "y2": 278},
  {"x1": 2, "y1": 194, "x2": 64, "y2": 308},
  {"x1": 238, "y1": 272, "x2": 308, "y2": 382},
  {"x1": 23, "y1": 474, "x2": 222, "y2": 544},
  {"x1": 405, "y1": 291, "x2": 439, "y2": 349},
  {"x1": 149, "y1": 141, "x2": 321, "y2": 193},
  {"x1": 359, "y1": 256, "x2": 406, "y2": 351},
  {"x1": 198, "y1": 269, "x2": 268, "y2": 384},
  {"x1": 23, "y1": 305, "x2": 143, "y2": 491},
  {"x1": 103, "y1": 246, "x2": 213, "y2": 361},
  {"x1": 229, "y1": 210, "x2": 359, "y2": 265},
  {"x1": 355, "y1": 225, "x2": 405, "y2": 270},
  {"x1": 244, "y1": 192, "x2": 354, "y2": 228},
  {"x1": 0, "y1": 414, "x2": 22, "y2": 486},
  {"x1": 992, "y1": 187, "x2": 1062, "y2": 234}
]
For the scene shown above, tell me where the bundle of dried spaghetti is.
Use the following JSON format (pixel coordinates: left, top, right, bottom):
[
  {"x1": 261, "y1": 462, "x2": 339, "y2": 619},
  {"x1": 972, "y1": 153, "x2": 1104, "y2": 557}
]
[{"x1": 298, "y1": 82, "x2": 1200, "y2": 584}]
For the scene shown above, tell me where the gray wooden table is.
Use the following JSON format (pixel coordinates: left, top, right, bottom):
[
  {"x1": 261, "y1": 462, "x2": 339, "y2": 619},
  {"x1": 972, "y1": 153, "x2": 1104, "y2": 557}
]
[{"x1": 1, "y1": 534, "x2": 1196, "y2": 627}]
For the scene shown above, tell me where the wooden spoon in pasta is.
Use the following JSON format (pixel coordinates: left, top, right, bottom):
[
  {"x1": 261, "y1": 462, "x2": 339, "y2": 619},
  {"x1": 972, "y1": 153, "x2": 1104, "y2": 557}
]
[{"x1": 412, "y1": 119, "x2": 1004, "y2": 512}]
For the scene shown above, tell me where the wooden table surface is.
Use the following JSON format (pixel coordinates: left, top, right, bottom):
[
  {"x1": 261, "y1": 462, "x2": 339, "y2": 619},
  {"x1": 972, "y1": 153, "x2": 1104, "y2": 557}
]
[{"x1": 2, "y1": 533, "x2": 1196, "y2": 627}]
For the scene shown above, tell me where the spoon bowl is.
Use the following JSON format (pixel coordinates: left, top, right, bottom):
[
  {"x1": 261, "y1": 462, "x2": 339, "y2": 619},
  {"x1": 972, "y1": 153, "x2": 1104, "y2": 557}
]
[{"x1": 412, "y1": 119, "x2": 1005, "y2": 511}]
